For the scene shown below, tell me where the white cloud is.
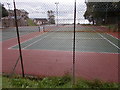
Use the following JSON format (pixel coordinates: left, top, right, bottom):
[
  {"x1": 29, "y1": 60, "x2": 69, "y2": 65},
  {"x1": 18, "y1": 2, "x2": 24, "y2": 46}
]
[{"x1": 1, "y1": 0, "x2": 87, "y2": 24}]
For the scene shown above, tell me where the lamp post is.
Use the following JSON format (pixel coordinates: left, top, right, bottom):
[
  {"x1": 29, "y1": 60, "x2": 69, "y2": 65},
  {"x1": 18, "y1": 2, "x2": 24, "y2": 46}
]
[
  {"x1": 7, "y1": 3, "x2": 10, "y2": 10},
  {"x1": 55, "y1": 2, "x2": 59, "y2": 26}
]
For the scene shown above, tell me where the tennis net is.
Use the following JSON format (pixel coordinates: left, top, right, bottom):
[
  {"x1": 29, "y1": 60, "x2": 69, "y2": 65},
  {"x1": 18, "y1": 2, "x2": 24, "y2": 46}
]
[
  {"x1": 2, "y1": 25, "x2": 111, "y2": 33},
  {"x1": 44, "y1": 25, "x2": 111, "y2": 33}
]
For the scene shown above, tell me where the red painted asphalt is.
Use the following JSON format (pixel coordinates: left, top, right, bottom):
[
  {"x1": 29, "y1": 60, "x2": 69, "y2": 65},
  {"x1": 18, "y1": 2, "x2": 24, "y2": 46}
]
[
  {"x1": 96, "y1": 26, "x2": 120, "y2": 39},
  {"x1": 2, "y1": 49, "x2": 119, "y2": 82},
  {"x1": 107, "y1": 32, "x2": 120, "y2": 39},
  {"x1": 2, "y1": 26, "x2": 119, "y2": 82}
]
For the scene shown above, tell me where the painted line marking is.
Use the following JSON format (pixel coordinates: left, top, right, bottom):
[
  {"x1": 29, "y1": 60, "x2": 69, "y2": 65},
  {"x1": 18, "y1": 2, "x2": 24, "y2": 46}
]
[
  {"x1": 22, "y1": 32, "x2": 55, "y2": 49},
  {"x1": 9, "y1": 27, "x2": 120, "y2": 53},
  {"x1": 91, "y1": 29, "x2": 120, "y2": 50},
  {"x1": 10, "y1": 48, "x2": 119, "y2": 54},
  {"x1": 106, "y1": 33, "x2": 120, "y2": 41},
  {"x1": 8, "y1": 32, "x2": 47, "y2": 49},
  {"x1": 4, "y1": 26, "x2": 58, "y2": 42},
  {"x1": 2, "y1": 32, "x2": 38, "y2": 42},
  {"x1": 10, "y1": 29, "x2": 60, "y2": 49},
  {"x1": 47, "y1": 37, "x2": 104, "y2": 40},
  {"x1": 98, "y1": 33, "x2": 120, "y2": 49}
]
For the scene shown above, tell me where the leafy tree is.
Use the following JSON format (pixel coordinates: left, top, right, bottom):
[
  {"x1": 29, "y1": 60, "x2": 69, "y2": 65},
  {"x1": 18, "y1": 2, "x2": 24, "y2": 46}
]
[
  {"x1": 47, "y1": 10, "x2": 55, "y2": 24},
  {"x1": 84, "y1": 2, "x2": 95, "y2": 24},
  {"x1": 84, "y1": 2, "x2": 120, "y2": 25},
  {"x1": 0, "y1": 4, "x2": 8, "y2": 18}
]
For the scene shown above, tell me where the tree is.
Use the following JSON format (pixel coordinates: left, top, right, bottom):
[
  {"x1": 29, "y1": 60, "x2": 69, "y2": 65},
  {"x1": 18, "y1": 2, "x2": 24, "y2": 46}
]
[
  {"x1": 84, "y1": 2, "x2": 120, "y2": 25},
  {"x1": 47, "y1": 10, "x2": 55, "y2": 24},
  {"x1": 0, "y1": 4, "x2": 8, "y2": 18},
  {"x1": 84, "y1": 2, "x2": 95, "y2": 24}
]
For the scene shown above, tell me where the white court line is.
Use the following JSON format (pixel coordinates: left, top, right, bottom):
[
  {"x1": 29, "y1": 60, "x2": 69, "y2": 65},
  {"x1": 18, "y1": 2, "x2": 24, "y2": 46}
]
[
  {"x1": 9, "y1": 28, "x2": 60, "y2": 49},
  {"x1": 22, "y1": 32, "x2": 54, "y2": 49},
  {"x1": 10, "y1": 47, "x2": 119, "y2": 54},
  {"x1": 76, "y1": 38, "x2": 104, "y2": 40},
  {"x1": 106, "y1": 33, "x2": 120, "y2": 41},
  {"x1": 98, "y1": 33, "x2": 120, "y2": 49},
  {"x1": 3, "y1": 32, "x2": 37, "y2": 42},
  {"x1": 8, "y1": 32, "x2": 47, "y2": 49},
  {"x1": 47, "y1": 37, "x2": 104, "y2": 40}
]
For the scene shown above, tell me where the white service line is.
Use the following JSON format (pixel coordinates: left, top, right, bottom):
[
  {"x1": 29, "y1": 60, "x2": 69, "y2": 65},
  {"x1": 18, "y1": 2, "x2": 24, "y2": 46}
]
[
  {"x1": 22, "y1": 32, "x2": 53, "y2": 49},
  {"x1": 8, "y1": 32, "x2": 47, "y2": 49},
  {"x1": 98, "y1": 33, "x2": 120, "y2": 49},
  {"x1": 48, "y1": 37, "x2": 104, "y2": 40},
  {"x1": 3, "y1": 32, "x2": 37, "y2": 42},
  {"x1": 76, "y1": 38, "x2": 104, "y2": 40},
  {"x1": 106, "y1": 33, "x2": 120, "y2": 41}
]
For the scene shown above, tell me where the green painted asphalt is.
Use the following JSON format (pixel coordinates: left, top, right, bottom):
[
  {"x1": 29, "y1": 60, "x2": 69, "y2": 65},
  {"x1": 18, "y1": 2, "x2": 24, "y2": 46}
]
[
  {"x1": 11, "y1": 29, "x2": 120, "y2": 53},
  {"x1": 2, "y1": 26, "x2": 40, "y2": 41},
  {"x1": 2, "y1": 32, "x2": 30, "y2": 41}
]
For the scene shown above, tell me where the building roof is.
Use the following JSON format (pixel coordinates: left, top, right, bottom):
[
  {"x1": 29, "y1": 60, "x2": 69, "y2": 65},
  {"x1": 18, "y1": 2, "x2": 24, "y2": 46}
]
[
  {"x1": 8, "y1": 9, "x2": 29, "y2": 14},
  {"x1": 34, "y1": 18, "x2": 48, "y2": 21}
]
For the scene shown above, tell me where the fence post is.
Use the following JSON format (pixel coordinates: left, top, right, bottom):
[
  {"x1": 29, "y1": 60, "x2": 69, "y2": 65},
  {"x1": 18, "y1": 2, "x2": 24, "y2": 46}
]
[
  {"x1": 72, "y1": 0, "x2": 76, "y2": 86},
  {"x1": 13, "y1": 0, "x2": 25, "y2": 77},
  {"x1": 38, "y1": 26, "x2": 40, "y2": 32}
]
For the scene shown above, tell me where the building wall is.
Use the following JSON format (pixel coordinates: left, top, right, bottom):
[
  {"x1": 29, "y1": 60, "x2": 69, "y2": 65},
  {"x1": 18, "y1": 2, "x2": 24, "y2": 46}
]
[
  {"x1": 33, "y1": 19, "x2": 48, "y2": 25},
  {"x1": 2, "y1": 9, "x2": 28, "y2": 27},
  {"x1": 2, "y1": 17, "x2": 28, "y2": 27}
]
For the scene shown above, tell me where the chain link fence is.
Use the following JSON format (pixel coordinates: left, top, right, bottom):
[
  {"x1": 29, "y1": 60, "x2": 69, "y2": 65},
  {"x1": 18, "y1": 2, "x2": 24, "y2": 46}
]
[{"x1": 1, "y1": 0, "x2": 120, "y2": 87}]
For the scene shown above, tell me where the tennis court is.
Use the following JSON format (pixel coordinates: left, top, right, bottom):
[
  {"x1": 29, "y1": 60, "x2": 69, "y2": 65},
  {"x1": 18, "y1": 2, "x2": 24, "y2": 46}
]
[
  {"x1": 8, "y1": 25, "x2": 120, "y2": 53},
  {"x1": 2, "y1": 25, "x2": 120, "y2": 82}
]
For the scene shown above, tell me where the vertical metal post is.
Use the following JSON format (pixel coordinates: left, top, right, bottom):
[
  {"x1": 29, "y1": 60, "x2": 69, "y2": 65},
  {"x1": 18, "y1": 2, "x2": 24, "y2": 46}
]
[
  {"x1": 7, "y1": 3, "x2": 10, "y2": 10},
  {"x1": 43, "y1": 26, "x2": 45, "y2": 32},
  {"x1": 55, "y1": 2, "x2": 59, "y2": 26},
  {"x1": 73, "y1": 0, "x2": 76, "y2": 86},
  {"x1": 13, "y1": 0, "x2": 25, "y2": 77},
  {"x1": 118, "y1": 16, "x2": 120, "y2": 32},
  {"x1": 38, "y1": 26, "x2": 40, "y2": 32},
  {"x1": 38, "y1": 24, "x2": 40, "y2": 32},
  {"x1": 105, "y1": 3, "x2": 108, "y2": 24}
]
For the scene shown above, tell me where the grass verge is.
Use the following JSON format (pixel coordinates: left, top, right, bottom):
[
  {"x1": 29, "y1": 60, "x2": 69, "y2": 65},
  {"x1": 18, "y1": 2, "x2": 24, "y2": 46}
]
[
  {"x1": 2, "y1": 75, "x2": 120, "y2": 88},
  {"x1": 0, "y1": 75, "x2": 2, "y2": 89}
]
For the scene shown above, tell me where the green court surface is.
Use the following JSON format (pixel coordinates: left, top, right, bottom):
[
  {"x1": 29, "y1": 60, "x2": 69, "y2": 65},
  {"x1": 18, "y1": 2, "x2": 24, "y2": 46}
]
[
  {"x1": 11, "y1": 26, "x2": 120, "y2": 54},
  {"x1": 2, "y1": 26, "x2": 40, "y2": 41},
  {"x1": 2, "y1": 26, "x2": 120, "y2": 83}
]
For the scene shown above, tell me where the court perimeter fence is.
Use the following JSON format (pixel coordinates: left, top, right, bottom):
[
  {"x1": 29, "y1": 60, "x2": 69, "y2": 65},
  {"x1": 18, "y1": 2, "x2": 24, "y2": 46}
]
[{"x1": 2, "y1": 0, "x2": 120, "y2": 87}]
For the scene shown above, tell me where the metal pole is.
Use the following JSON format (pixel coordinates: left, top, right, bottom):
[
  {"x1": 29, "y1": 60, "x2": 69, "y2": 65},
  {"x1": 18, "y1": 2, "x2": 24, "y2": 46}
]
[
  {"x1": 55, "y1": 2, "x2": 59, "y2": 26},
  {"x1": 43, "y1": 26, "x2": 45, "y2": 32},
  {"x1": 106, "y1": 3, "x2": 108, "y2": 24},
  {"x1": 38, "y1": 26, "x2": 40, "y2": 32},
  {"x1": 118, "y1": 16, "x2": 120, "y2": 32},
  {"x1": 13, "y1": 0, "x2": 25, "y2": 77},
  {"x1": 73, "y1": 0, "x2": 76, "y2": 86},
  {"x1": 7, "y1": 3, "x2": 10, "y2": 10}
]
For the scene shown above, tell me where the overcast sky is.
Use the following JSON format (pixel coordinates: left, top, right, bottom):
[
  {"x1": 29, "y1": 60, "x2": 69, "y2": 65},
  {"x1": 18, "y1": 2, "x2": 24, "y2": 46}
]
[{"x1": 1, "y1": 0, "x2": 89, "y2": 24}]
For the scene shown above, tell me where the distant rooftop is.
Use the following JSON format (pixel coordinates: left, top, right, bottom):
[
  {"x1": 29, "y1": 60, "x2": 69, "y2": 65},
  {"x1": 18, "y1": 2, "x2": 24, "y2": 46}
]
[
  {"x1": 34, "y1": 18, "x2": 47, "y2": 20},
  {"x1": 34, "y1": 18, "x2": 48, "y2": 21}
]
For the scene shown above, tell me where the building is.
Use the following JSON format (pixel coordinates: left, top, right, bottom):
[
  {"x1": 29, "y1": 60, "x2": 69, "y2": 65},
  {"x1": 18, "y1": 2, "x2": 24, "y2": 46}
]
[
  {"x1": 8, "y1": 9, "x2": 29, "y2": 19},
  {"x1": 33, "y1": 18, "x2": 48, "y2": 25},
  {"x1": 2, "y1": 9, "x2": 29, "y2": 27}
]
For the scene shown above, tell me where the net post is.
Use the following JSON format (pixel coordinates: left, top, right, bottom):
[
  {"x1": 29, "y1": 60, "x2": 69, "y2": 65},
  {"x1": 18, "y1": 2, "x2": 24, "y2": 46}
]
[
  {"x1": 38, "y1": 25, "x2": 40, "y2": 32},
  {"x1": 43, "y1": 26, "x2": 45, "y2": 32},
  {"x1": 13, "y1": 0, "x2": 25, "y2": 77}
]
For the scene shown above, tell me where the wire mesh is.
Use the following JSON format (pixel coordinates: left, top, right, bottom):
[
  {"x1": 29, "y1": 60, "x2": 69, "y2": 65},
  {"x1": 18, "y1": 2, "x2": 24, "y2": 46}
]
[{"x1": 1, "y1": 0, "x2": 120, "y2": 87}]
